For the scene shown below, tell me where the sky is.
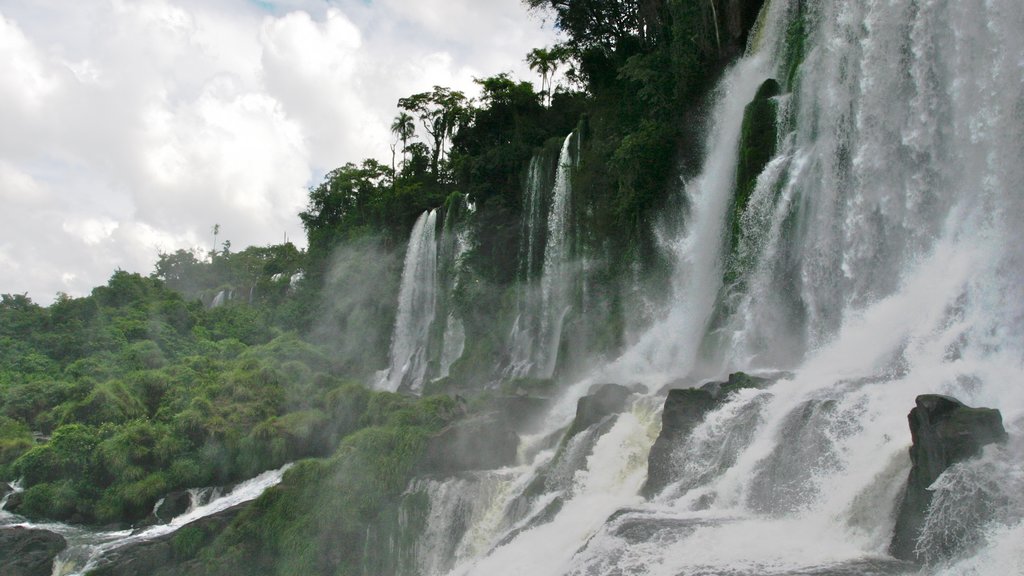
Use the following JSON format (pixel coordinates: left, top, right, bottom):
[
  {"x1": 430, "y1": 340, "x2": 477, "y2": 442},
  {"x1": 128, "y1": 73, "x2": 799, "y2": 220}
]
[{"x1": 0, "y1": 0, "x2": 557, "y2": 304}]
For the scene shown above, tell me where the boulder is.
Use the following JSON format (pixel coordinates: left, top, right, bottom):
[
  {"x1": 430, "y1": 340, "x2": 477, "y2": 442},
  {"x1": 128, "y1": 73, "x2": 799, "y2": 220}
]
[
  {"x1": 155, "y1": 491, "x2": 192, "y2": 522},
  {"x1": 0, "y1": 527, "x2": 67, "y2": 576},
  {"x1": 137, "y1": 490, "x2": 192, "y2": 528},
  {"x1": 643, "y1": 373, "x2": 766, "y2": 498},
  {"x1": 565, "y1": 384, "x2": 633, "y2": 439},
  {"x1": 4, "y1": 490, "x2": 25, "y2": 514},
  {"x1": 419, "y1": 412, "x2": 520, "y2": 474},
  {"x1": 889, "y1": 395, "x2": 1007, "y2": 561},
  {"x1": 1, "y1": 482, "x2": 13, "y2": 503}
]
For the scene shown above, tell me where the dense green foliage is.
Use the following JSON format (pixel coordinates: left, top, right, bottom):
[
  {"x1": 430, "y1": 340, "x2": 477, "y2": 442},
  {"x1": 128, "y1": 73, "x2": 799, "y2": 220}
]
[{"x1": 0, "y1": 274, "x2": 356, "y2": 524}]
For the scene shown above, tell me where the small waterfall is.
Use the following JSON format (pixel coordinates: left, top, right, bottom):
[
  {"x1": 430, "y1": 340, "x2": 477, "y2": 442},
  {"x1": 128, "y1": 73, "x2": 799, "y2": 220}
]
[
  {"x1": 0, "y1": 467, "x2": 290, "y2": 576},
  {"x1": 380, "y1": 209, "x2": 439, "y2": 393}
]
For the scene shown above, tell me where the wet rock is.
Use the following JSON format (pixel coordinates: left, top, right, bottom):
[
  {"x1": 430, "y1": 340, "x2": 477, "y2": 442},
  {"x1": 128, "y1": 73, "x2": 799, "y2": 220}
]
[
  {"x1": 0, "y1": 527, "x2": 67, "y2": 576},
  {"x1": 889, "y1": 394, "x2": 1007, "y2": 562},
  {"x1": 419, "y1": 412, "x2": 519, "y2": 474},
  {"x1": 565, "y1": 383, "x2": 633, "y2": 438},
  {"x1": 4, "y1": 490, "x2": 25, "y2": 513},
  {"x1": 137, "y1": 490, "x2": 192, "y2": 528},
  {"x1": 0, "y1": 482, "x2": 13, "y2": 502},
  {"x1": 155, "y1": 491, "x2": 192, "y2": 522},
  {"x1": 643, "y1": 372, "x2": 766, "y2": 498}
]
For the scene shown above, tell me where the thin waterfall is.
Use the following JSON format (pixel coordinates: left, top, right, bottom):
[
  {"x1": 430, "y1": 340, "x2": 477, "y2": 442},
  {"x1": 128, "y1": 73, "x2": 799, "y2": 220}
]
[
  {"x1": 509, "y1": 133, "x2": 577, "y2": 379},
  {"x1": 380, "y1": 209, "x2": 439, "y2": 393},
  {"x1": 538, "y1": 134, "x2": 575, "y2": 378}
]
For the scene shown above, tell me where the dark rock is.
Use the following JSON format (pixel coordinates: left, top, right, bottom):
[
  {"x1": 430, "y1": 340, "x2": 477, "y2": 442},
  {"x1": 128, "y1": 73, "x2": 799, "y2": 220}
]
[
  {"x1": 722, "y1": 0, "x2": 769, "y2": 60},
  {"x1": 88, "y1": 502, "x2": 246, "y2": 576},
  {"x1": 643, "y1": 372, "x2": 765, "y2": 498},
  {"x1": 1, "y1": 482, "x2": 13, "y2": 503},
  {"x1": 137, "y1": 490, "x2": 192, "y2": 528},
  {"x1": 565, "y1": 384, "x2": 633, "y2": 439},
  {"x1": 0, "y1": 527, "x2": 67, "y2": 576},
  {"x1": 889, "y1": 395, "x2": 1008, "y2": 562},
  {"x1": 5, "y1": 490, "x2": 25, "y2": 513},
  {"x1": 157, "y1": 491, "x2": 192, "y2": 522},
  {"x1": 419, "y1": 412, "x2": 519, "y2": 474}
]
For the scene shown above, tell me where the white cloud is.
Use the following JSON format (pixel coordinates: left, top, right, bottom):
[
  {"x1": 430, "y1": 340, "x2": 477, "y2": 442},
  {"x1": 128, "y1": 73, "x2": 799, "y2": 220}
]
[{"x1": 0, "y1": 0, "x2": 557, "y2": 303}]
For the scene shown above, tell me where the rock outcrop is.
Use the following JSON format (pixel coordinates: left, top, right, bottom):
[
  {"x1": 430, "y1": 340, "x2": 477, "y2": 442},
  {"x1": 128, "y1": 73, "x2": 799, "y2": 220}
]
[
  {"x1": 0, "y1": 527, "x2": 67, "y2": 576},
  {"x1": 889, "y1": 394, "x2": 1008, "y2": 562},
  {"x1": 565, "y1": 383, "x2": 634, "y2": 439},
  {"x1": 643, "y1": 373, "x2": 767, "y2": 498}
]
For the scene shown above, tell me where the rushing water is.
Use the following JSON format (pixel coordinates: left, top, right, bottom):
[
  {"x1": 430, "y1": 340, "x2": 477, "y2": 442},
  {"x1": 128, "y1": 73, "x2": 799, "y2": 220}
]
[
  {"x1": 393, "y1": 0, "x2": 1024, "y2": 573},
  {"x1": 0, "y1": 465, "x2": 290, "y2": 576},
  {"x1": 509, "y1": 133, "x2": 578, "y2": 379}
]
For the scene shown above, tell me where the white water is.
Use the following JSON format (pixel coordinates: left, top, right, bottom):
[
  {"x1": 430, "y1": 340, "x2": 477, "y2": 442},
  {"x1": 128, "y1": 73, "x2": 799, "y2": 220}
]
[
  {"x1": 509, "y1": 133, "x2": 577, "y2": 379},
  {"x1": 402, "y1": 0, "x2": 1024, "y2": 573},
  {"x1": 380, "y1": 209, "x2": 439, "y2": 393},
  {"x1": 0, "y1": 465, "x2": 290, "y2": 576},
  {"x1": 538, "y1": 134, "x2": 576, "y2": 378}
]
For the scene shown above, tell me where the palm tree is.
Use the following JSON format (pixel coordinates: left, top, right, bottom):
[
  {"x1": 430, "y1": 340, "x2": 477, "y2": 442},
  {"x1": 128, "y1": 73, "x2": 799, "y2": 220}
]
[
  {"x1": 527, "y1": 47, "x2": 559, "y2": 106},
  {"x1": 391, "y1": 112, "x2": 415, "y2": 169}
]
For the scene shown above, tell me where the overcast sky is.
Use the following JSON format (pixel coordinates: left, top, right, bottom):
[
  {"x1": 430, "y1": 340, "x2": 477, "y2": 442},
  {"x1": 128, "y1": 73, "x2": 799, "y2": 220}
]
[{"x1": 0, "y1": 0, "x2": 557, "y2": 304}]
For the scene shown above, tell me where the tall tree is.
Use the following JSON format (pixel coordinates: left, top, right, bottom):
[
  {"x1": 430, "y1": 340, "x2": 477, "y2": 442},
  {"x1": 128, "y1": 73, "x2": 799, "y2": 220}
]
[
  {"x1": 398, "y1": 87, "x2": 470, "y2": 177},
  {"x1": 526, "y1": 47, "x2": 561, "y2": 106},
  {"x1": 390, "y1": 112, "x2": 416, "y2": 169}
]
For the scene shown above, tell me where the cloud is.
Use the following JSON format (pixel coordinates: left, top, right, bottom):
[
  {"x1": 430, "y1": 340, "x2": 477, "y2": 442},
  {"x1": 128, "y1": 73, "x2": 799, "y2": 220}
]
[{"x1": 0, "y1": 0, "x2": 557, "y2": 304}]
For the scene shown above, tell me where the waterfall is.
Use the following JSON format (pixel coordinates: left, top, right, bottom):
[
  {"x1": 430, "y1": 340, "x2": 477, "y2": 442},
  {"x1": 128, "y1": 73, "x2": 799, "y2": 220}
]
[
  {"x1": 380, "y1": 209, "x2": 439, "y2": 393},
  {"x1": 438, "y1": 198, "x2": 472, "y2": 379},
  {"x1": 402, "y1": 0, "x2": 1024, "y2": 573},
  {"x1": 539, "y1": 135, "x2": 576, "y2": 378},
  {"x1": 509, "y1": 133, "x2": 577, "y2": 379}
]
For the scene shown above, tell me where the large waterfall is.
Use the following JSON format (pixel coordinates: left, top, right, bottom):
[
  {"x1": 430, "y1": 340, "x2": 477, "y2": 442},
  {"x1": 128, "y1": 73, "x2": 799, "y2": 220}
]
[{"x1": 395, "y1": 0, "x2": 1024, "y2": 573}]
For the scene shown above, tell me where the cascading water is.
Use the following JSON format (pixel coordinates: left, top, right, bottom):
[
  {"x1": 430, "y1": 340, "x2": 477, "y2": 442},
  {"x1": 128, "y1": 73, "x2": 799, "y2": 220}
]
[
  {"x1": 380, "y1": 209, "x2": 439, "y2": 393},
  {"x1": 401, "y1": 0, "x2": 1024, "y2": 573},
  {"x1": 539, "y1": 135, "x2": 576, "y2": 378},
  {"x1": 509, "y1": 133, "x2": 577, "y2": 379}
]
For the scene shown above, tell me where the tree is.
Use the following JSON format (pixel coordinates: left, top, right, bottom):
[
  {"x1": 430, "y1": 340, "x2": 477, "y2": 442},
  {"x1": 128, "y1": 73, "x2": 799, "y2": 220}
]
[
  {"x1": 390, "y1": 112, "x2": 416, "y2": 169},
  {"x1": 299, "y1": 159, "x2": 396, "y2": 256},
  {"x1": 526, "y1": 47, "x2": 564, "y2": 106},
  {"x1": 397, "y1": 87, "x2": 471, "y2": 177},
  {"x1": 210, "y1": 224, "x2": 220, "y2": 262}
]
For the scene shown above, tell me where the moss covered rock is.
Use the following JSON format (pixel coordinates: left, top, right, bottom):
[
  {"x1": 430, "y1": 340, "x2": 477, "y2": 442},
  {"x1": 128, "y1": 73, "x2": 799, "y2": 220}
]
[{"x1": 730, "y1": 78, "x2": 782, "y2": 257}]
